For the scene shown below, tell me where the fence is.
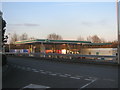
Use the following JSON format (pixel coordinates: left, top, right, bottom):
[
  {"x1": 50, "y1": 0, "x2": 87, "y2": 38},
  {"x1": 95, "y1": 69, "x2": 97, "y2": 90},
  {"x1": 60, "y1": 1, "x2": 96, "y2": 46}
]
[{"x1": 5, "y1": 52, "x2": 118, "y2": 65}]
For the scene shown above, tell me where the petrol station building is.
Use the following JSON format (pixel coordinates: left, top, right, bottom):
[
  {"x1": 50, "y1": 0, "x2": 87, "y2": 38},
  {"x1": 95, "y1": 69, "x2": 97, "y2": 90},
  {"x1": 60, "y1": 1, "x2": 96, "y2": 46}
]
[
  {"x1": 14, "y1": 39, "x2": 91, "y2": 54},
  {"x1": 7, "y1": 39, "x2": 117, "y2": 56}
]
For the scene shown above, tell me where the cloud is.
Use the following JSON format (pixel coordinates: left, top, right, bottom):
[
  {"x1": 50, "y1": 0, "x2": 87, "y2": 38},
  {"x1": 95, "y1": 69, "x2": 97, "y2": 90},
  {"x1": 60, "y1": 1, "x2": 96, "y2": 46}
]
[
  {"x1": 8, "y1": 24, "x2": 23, "y2": 26},
  {"x1": 23, "y1": 23, "x2": 40, "y2": 26},
  {"x1": 8, "y1": 23, "x2": 40, "y2": 27},
  {"x1": 81, "y1": 21, "x2": 93, "y2": 27},
  {"x1": 98, "y1": 19, "x2": 109, "y2": 26},
  {"x1": 81, "y1": 19, "x2": 110, "y2": 27}
]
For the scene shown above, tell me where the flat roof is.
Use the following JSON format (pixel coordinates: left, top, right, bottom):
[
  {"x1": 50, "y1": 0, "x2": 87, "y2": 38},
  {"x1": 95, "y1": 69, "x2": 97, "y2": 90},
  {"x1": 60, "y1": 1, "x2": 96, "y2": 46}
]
[
  {"x1": 85, "y1": 43, "x2": 112, "y2": 45},
  {"x1": 15, "y1": 39, "x2": 91, "y2": 44}
]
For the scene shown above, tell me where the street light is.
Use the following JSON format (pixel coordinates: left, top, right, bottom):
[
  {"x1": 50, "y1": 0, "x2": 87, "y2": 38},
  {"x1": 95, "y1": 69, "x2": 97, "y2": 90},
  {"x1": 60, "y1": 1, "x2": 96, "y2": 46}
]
[
  {"x1": 116, "y1": 0, "x2": 120, "y2": 64},
  {"x1": 8, "y1": 33, "x2": 11, "y2": 52}
]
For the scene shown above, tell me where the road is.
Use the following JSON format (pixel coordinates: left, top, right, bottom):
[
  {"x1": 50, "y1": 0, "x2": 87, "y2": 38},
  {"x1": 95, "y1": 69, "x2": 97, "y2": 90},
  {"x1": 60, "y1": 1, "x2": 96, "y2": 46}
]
[{"x1": 2, "y1": 56, "x2": 118, "y2": 89}]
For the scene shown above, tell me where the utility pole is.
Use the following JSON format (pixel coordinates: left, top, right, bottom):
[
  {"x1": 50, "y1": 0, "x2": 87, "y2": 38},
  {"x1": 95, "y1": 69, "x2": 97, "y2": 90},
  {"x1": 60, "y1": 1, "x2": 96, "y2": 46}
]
[
  {"x1": 116, "y1": 0, "x2": 120, "y2": 64},
  {"x1": 8, "y1": 33, "x2": 11, "y2": 52}
]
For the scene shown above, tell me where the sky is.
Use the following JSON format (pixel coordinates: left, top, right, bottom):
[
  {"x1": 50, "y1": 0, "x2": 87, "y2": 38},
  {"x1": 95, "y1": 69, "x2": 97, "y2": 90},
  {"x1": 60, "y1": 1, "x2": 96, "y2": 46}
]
[{"x1": 1, "y1": 2, "x2": 119, "y2": 41}]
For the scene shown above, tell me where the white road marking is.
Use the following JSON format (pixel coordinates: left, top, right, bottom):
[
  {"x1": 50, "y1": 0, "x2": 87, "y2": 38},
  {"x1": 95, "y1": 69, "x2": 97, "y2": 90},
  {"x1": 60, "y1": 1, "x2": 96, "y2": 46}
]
[
  {"x1": 84, "y1": 77, "x2": 97, "y2": 81},
  {"x1": 84, "y1": 79, "x2": 92, "y2": 81},
  {"x1": 41, "y1": 72, "x2": 47, "y2": 74},
  {"x1": 23, "y1": 84, "x2": 50, "y2": 88},
  {"x1": 49, "y1": 73, "x2": 57, "y2": 76},
  {"x1": 33, "y1": 70, "x2": 39, "y2": 72},
  {"x1": 64, "y1": 74, "x2": 71, "y2": 76},
  {"x1": 12, "y1": 65, "x2": 99, "y2": 82},
  {"x1": 39, "y1": 70, "x2": 44, "y2": 72},
  {"x1": 88, "y1": 77, "x2": 96, "y2": 79},
  {"x1": 59, "y1": 75, "x2": 68, "y2": 77},
  {"x1": 32, "y1": 69, "x2": 37, "y2": 71},
  {"x1": 55, "y1": 73, "x2": 61, "y2": 75},
  {"x1": 80, "y1": 79, "x2": 97, "y2": 89},
  {"x1": 70, "y1": 77, "x2": 80, "y2": 79},
  {"x1": 74, "y1": 77, "x2": 80, "y2": 79},
  {"x1": 45, "y1": 71, "x2": 52, "y2": 74},
  {"x1": 75, "y1": 76, "x2": 83, "y2": 78}
]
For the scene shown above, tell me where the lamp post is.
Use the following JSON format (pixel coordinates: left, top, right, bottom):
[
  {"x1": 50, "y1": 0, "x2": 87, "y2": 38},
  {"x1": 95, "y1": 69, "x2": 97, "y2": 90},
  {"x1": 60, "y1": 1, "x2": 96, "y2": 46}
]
[
  {"x1": 0, "y1": 11, "x2": 2, "y2": 53},
  {"x1": 8, "y1": 33, "x2": 11, "y2": 52},
  {"x1": 116, "y1": 0, "x2": 120, "y2": 64}
]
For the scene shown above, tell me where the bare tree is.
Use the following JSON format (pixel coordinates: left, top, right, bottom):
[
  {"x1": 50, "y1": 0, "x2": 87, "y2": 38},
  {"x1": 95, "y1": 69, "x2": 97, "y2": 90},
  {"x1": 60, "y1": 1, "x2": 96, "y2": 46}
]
[
  {"x1": 19, "y1": 33, "x2": 28, "y2": 40},
  {"x1": 87, "y1": 36, "x2": 92, "y2": 42},
  {"x1": 100, "y1": 38, "x2": 106, "y2": 43},
  {"x1": 91, "y1": 35, "x2": 101, "y2": 43},
  {"x1": 29, "y1": 37, "x2": 36, "y2": 40},
  {"x1": 47, "y1": 33, "x2": 63, "y2": 40},
  {"x1": 10, "y1": 33, "x2": 19, "y2": 44},
  {"x1": 77, "y1": 36, "x2": 85, "y2": 41},
  {"x1": 87, "y1": 35, "x2": 103, "y2": 43}
]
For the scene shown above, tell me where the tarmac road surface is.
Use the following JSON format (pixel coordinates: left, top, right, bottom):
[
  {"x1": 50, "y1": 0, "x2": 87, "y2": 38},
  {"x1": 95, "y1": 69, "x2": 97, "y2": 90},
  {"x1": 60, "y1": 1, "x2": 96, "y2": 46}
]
[{"x1": 2, "y1": 57, "x2": 118, "y2": 89}]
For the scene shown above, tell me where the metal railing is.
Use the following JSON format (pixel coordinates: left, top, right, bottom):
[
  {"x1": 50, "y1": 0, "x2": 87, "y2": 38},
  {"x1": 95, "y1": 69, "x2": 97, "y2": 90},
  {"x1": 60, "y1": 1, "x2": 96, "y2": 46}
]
[{"x1": 5, "y1": 52, "x2": 117, "y2": 64}]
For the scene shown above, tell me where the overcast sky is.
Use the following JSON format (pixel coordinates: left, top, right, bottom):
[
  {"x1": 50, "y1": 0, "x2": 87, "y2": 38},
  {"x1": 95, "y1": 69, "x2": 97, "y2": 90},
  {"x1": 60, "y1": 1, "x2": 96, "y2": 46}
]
[{"x1": 2, "y1": 2, "x2": 118, "y2": 41}]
